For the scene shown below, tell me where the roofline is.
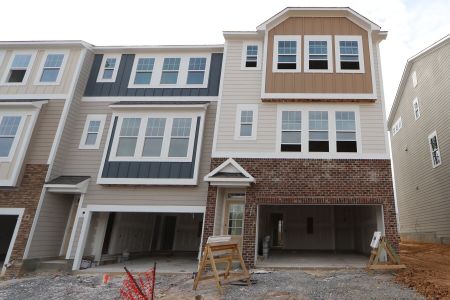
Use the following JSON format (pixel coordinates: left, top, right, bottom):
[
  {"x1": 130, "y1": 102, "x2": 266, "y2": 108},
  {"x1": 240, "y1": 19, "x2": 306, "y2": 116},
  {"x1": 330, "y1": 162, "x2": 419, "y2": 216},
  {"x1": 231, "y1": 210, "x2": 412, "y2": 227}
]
[
  {"x1": 223, "y1": 31, "x2": 263, "y2": 39},
  {"x1": 387, "y1": 34, "x2": 450, "y2": 127},
  {"x1": 256, "y1": 7, "x2": 381, "y2": 31},
  {"x1": 93, "y1": 44, "x2": 224, "y2": 52},
  {"x1": 0, "y1": 40, "x2": 93, "y2": 49}
]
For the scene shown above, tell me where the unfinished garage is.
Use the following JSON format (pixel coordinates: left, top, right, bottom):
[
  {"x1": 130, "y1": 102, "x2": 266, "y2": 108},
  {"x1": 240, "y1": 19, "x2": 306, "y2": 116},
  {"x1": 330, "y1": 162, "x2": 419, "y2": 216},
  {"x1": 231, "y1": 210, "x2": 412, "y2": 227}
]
[
  {"x1": 78, "y1": 211, "x2": 203, "y2": 272},
  {"x1": 257, "y1": 205, "x2": 384, "y2": 268}
]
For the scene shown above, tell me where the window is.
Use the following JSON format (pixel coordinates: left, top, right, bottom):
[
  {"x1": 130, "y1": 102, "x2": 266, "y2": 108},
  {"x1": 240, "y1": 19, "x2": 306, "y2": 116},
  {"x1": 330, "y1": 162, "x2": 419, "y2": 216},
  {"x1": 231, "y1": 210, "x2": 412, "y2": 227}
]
[
  {"x1": 241, "y1": 42, "x2": 262, "y2": 70},
  {"x1": 413, "y1": 98, "x2": 420, "y2": 120},
  {"x1": 281, "y1": 111, "x2": 301, "y2": 152},
  {"x1": 392, "y1": 117, "x2": 402, "y2": 136},
  {"x1": 336, "y1": 111, "x2": 357, "y2": 152},
  {"x1": 133, "y1": 57, "x2": 155, "y2": 85},
  {"x1": 309, "y1": 111, "x2": 329, "y2": 152},
  {"x1": 142, "y1": 118, "x2": 166, "y2": 157},
  {"x1": 335, "y1": 36, "x2": 364, "y2": 73},
  {"x1": 304, "y1": 36, "x2": 332, "y2": 72},
  {"x1": 429, "y1": 131, "x2": 442, "y2": 168},
  {"x1": 235, "y1": 104, "x2": 258, "y2": 140},
  {"x1": 228, "y1": 203, "x2": 244, "y2": 235},
  {"x1": 0, "y1": 116, "x2": 22, "y2": 157},
  {"x1": 160, "y1": 58, "x2": 180, "y2": 84},
  {"x1": 97, "y1": 55, "x2": 121, "y2": 82},
  {"x1": 187, "y1": 57, "x2": 206, "y2": 84},
  {"x1": 273, "y1": 36, "x2": 301, "y2": 71},
  {"x1": 412, "y1": 71, "x2": 418, "y2": 88},
  {"x1": 4, "y1": 53, "x2": 33, "y2": 84},
  {"x1": 168, "y1": 118, "x2": 192, "y2": 157},
  {"x1": 39, "y1": 53, "x2": 66, "y2": 83},
  {"x1": 116, "y1": 118, "x2": 141, "y2": 157},
  {"x1": 79, "y1": 115, "x2": 106, "y2": 149}
]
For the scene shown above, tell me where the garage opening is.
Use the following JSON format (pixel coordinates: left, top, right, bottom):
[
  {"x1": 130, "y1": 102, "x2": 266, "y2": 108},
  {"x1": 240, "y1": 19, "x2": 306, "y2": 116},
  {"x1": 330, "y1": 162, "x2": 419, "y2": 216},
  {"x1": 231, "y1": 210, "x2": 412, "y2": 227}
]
[
  {"x1": 257, "y1": 205, "x2": 383, "y2": 268},
  {"x1": 80, "y1": 212, "x2": 203, "y2": 273},
  {"x1": 0, "y1": 215, "x2": 18, "y2": 269}
]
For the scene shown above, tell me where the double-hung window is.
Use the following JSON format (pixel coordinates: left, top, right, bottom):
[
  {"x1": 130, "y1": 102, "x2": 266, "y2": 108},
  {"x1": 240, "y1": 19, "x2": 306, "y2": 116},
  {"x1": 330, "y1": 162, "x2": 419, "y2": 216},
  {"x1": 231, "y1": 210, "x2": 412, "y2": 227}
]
[
  {"x1": 5, "y1": 53, "x2": 33, "y2": 84},
  {"x1": 281, "y1": 111, "x2": 302, "y2": 152},
  {"x1": 336, "y1": 111, "x2": 357, "y2": 152},
  {"x1": 235, "y1": 104, "x2": 257, "y2": 139},
  {"x1": 169, "y1": 118, "x2": 192, "y2": 157},
  {"x1": 392, "y1": 117, "x2": 402, "y2": 136},
  {"x1": 160, "y1": 58, "x2": 180, "y2": 84},
  {"x1": 429, "y1": 131, "x2": 442, "y2": 168},
  {"x1": 97, "y1": 55, "x2": 121, "y2": 82},
  {"x1": 240, "y1": 111, "x2": 253, "y2": 137},
  {"x1": 133, "y1": 57, "x2": 155, "y2": 85},
  {"x1": 79, "y1": 115, "x2": 106, "y2": 149},
  {"x1": 305, "y1": 36, "x2": 332, "y2": 72},
  {"x1": 245, "y1": 45, "x2": 258, "y2": 68},
  {"x1": 309, "y1": 111, "x2": 329, "y2": 152},
  {"x1": 116, "y1": 118, "x2": 141, "y2": 157},
  {"x1": 142, "y1": 118, "x2": 166, "y2": 157},
  {"x1": 0, "y1": 116, "x2": 22, "y2": 158},
  {"x1": 335, "y1": 36, "x2": 364, "y2": 72},
  {"x1": 187, "y1": 57, "x2": 206, "y2": 84},
  {"x1": 413, "y1": 98, "x2": 420, "y2": 120},
  {"x1": 274, "y1": 36, "x2": 301, "y2": 71},
  {"x1": 39, "y1": 53, "x2": 66, "y2": 83}
]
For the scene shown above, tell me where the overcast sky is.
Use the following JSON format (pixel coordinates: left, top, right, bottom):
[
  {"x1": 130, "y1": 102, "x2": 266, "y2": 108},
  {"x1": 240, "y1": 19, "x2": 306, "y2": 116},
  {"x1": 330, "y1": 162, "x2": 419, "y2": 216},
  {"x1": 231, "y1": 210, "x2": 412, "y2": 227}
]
[{"x1": 1, "y1": 0, "x2": 449, "y2": 115}]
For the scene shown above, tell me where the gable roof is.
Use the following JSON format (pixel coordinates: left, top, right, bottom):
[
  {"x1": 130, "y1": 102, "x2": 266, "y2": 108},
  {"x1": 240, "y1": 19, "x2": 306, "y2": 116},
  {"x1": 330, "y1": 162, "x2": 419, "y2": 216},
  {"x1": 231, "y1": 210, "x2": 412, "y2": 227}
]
[
  {"x1": 204, "y1": 158, "x2": 255, "y2": 186},
  {"x1": 387, "y1": 34, "x2": 450, "y2": 127}
]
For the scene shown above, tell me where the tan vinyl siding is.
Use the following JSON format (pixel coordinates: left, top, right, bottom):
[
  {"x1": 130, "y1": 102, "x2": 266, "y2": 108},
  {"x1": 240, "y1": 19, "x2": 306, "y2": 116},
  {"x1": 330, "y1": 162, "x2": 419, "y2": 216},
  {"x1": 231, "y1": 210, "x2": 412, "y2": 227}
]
[
  {"x1": 0, "y1": 48, "x2": 82, "y2": 95},
  {"x1": 390, "y1": 41, "x2": 450, "y2": 241},
  {"x1": 26, "y1": 100, "x2": 65, "y2": 164},
  {"x1": 265, "y1": 17, "x2": 373, "y2": 94}
]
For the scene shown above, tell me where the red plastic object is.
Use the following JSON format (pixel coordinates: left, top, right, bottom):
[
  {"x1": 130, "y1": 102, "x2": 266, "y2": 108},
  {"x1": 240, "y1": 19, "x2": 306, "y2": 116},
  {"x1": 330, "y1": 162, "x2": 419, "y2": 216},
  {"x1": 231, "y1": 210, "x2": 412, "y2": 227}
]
[{"x1": 120, "y1": 262, "x2": 156, "y2": 300}]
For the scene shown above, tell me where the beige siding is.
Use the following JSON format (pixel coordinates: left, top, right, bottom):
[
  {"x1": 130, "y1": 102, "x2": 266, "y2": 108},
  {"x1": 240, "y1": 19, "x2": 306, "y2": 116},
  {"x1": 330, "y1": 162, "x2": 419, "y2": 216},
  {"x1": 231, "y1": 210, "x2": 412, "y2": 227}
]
[
  {"x1": 390, "y1": 42, "x2": 450, "y2": 241},
  {"x1": 0, "y1": 48, "x2": 82, "y2": 96},
  {"x1": 26, "y1": 100, "x2": 65, "y2": 164}
]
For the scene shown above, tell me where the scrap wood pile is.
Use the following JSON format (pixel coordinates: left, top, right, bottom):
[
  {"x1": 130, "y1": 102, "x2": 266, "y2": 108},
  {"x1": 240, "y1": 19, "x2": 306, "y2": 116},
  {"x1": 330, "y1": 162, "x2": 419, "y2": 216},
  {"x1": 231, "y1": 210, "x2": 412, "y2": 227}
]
[{"x1": 120, "y1": 263, "x2": 156, "y2": 300}]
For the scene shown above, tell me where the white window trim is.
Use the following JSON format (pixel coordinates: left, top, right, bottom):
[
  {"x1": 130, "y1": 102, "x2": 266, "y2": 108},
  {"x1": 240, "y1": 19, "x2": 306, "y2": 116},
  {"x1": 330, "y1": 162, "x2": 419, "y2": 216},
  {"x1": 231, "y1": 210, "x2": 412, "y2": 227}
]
[
  {"x1": 273, "y1": 35, "x2": 302, "y2": 73},
  {"x1": 128, "y1": 54, "x2": 211, "y2": 89},
  {"x1": 276, "y1": 104, "x2": 361, "y2": 155},
  {"x1": 391, "y1": 117, "x2": 402, "y2": 136},
  {"x1": 412, "y1": 71, "x2": 418, "y2": 88},
  {"x1": 335, "y1": 35, "x2": 365, "y2": 74},
  {"x1": 1, "y1": 50, "x2": 37, "y2": 86},
  {"x1": 0, "y1": 113, "x2": 27, "y2": 162},
  {"x1": 79, "y1": 114, "x2": 107, "y2": 149},
  {"x1": 108, "y1": 112, "x2": 200, "y2": 162},
  {"x1": 96, "y1": 54, "x2": 121, "y2": 83},
  {"x1": 304, "y1": 35, "x2": 333, "y2": 73},
  {"x1": 34, "y1": 50, "x2": 69, "y2": 86},
  {"x1": 241, "y1": 41, "x2": 263, "y2": 70},
  {"x1": 234, "y1": 104, "x2": 258, "y2": 140},
  {"x1": 412, "y1": 97, "x2": 420, "y2": 120},
  {"x1": 428, "y1": 131, "x2": 442, "y2": 168}
]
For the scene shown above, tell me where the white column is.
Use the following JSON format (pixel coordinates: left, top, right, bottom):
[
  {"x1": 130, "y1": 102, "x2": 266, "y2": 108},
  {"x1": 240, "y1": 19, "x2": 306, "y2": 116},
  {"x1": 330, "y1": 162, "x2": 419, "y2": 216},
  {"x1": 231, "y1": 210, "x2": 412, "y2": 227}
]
[{"x1": 72, "y1": 210, "x2": 92, "y2": 270}]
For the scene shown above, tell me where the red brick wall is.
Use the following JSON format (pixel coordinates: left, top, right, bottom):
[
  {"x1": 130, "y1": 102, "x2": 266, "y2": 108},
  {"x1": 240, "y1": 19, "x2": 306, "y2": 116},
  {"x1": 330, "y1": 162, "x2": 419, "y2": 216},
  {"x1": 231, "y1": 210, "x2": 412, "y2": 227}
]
[
  {"x1": 204, "y1": 158, "x2": 399, "y2": 267},
  {"x1": 0, "y1": 164, "x2": 47, "y2": 278}
]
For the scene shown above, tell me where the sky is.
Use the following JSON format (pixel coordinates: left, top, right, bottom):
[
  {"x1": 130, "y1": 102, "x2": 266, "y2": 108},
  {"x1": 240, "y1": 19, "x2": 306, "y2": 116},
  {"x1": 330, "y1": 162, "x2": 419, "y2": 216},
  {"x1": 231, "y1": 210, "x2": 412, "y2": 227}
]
[{"x1": 1, "y1": 0, "x2": 449, "y2": 115}]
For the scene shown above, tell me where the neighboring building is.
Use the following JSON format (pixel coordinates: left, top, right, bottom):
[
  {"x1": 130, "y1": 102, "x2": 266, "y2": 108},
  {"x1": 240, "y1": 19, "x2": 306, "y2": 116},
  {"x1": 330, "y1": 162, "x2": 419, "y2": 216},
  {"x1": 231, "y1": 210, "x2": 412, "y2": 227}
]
[
  {"x1": 24, "y1": 44, "x2": 223, "y2": 271},
  {"x1": 0, "y1": 41, "x2": 90, "y2": 277},
  {"x1": 203, "y1": 7, "x2": 398, "y2": 266},
  {"x1": 388, "y1": 35, "x2": 450, "y2": 244}
]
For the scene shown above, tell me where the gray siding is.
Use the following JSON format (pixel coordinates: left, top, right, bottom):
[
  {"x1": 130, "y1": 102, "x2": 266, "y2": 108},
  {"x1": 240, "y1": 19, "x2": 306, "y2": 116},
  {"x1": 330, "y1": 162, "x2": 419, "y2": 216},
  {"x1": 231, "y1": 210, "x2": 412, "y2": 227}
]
[
  {"x1": 390, "y1": 41, "x2": 450, "y2": 242},
  {"x1": 84, "y1": 53, "x2": 223, "y2": 97}
]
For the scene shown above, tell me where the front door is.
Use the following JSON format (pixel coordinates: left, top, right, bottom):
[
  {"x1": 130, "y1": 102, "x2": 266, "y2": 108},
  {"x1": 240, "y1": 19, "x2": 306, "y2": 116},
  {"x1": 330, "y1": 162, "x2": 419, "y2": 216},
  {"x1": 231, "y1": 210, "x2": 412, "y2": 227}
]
[{"x1": 224, "y1": 202, "x2": 245, "y2": 247}]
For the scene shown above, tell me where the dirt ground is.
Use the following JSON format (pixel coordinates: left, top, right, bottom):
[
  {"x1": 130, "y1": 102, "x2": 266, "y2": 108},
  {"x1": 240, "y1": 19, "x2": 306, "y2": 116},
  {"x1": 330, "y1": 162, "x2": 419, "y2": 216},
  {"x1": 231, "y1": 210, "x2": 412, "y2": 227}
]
[{"x1": 395, "y1": 241, "x2": 450, "y2": 300}]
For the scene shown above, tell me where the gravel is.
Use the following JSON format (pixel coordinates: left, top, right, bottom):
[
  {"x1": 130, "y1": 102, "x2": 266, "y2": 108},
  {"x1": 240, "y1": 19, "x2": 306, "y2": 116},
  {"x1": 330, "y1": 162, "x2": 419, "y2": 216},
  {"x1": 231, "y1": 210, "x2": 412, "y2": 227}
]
[{"x1": 0, "y1": 269, "x2": 424, "y2": 300}]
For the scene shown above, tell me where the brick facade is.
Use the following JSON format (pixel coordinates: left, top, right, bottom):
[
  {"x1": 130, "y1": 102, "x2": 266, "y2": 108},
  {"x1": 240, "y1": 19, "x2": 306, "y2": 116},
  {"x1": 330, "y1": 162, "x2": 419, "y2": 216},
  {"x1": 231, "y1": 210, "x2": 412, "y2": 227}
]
[
  {"x1": 204, "y1": 158, "x2": 399, "y2": 267},
  {"x1": 0, "y1": 164, "x2": 48, "y2": 278}
]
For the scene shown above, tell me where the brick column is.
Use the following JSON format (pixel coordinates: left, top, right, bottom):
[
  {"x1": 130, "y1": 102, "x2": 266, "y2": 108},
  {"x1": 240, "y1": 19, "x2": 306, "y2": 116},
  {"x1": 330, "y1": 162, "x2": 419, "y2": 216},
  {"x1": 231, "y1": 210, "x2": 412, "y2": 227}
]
[
  {"x1": 383, "y1": 197, "x2": 400, "y2": 252},
  {"x1": 201, "y1": 185, "x2": 217, "y2": 248},
  {"x1": 241, "y1": 188, "x2": 257, "y2": 268}
]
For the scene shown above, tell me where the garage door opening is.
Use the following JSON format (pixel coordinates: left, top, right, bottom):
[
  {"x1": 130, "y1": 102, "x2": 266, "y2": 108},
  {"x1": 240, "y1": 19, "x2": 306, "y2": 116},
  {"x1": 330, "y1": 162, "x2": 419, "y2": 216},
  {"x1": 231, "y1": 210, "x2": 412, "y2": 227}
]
[
  {"x1": 79, "y1": 212, "x2": 203, "y2": 273},
  {"x1": 257, "y1": 205, "x2": 383, "y2": 268}
]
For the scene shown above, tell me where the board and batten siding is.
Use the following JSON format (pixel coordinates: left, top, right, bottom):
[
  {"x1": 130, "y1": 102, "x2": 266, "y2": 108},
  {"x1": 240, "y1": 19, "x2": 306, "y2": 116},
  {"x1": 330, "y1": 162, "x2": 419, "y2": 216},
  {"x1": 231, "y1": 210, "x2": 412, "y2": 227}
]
[
  {"x1": 215, "y1": 38, "x2": 387, "y2": 155},
  {"x1": 0, "y1": 48, "x2": 82, "y2": 96},
  {"x1": 390, "y1": 41, "x2": 450, "y2": 242},
  {"x1": 265, "y1": 17, "x2": 373, "y2": 94}
]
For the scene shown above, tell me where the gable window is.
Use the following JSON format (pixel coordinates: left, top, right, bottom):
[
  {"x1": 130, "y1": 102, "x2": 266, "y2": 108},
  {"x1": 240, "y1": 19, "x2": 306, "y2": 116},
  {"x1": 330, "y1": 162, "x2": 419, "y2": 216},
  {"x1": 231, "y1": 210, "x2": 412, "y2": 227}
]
[
  {"x1": 187, "y1": 57, "x2": 206, "y2": 84},
  {"x1": 39, "y1": 53, "x2": 65, "y2": 83},
  {"x1": 413, "y1": 98, "x2": 420, "y2": 120},
  {"x1": 336, "y1": 111, "x2": 357, "y2": 152},
  {"x1": 133, "y1": 57, "x2": 155, "y2": 85},
  {"x1": 392, "y1": 117, "x2": 402, "y2": 136},
  {"x1": 5, "y1": 54, "x2": 33, "y2": 84},
  {"x1": 309, "y1": 111, "x2": 329, "y2": 152},
  {"x1": 116, "y1": 118, "x2": 141, "y2": 157},
  {"x1": 142, "y1": 118, "x2": 166, "y2": 157},
  {"x1": 429, "y1": 131, "x2": 442, "y2": 168},
  {"x1": 168, "y1": 118, "x2": 192, "y2": 157},
  {"x1": 304, "y1": 36, "x2": 332, "y2": 72},
  {"x1": 79, "y1": 115, "x2": 106, "y2": 149},
  {"x1": 281, "y1": 111, "x2": 301, "y2": 152},
  {"x1": 273, "y1": 36, "x2": 301, "y2": 71},
  {"x1": 160, "y1": 58, "x2": 180, "y2": 84},
  {"x1": 235, "y1": 104, "x2": 258, "y2": 140},
  {"x1": 97, "y1": 55, "x2": 121, "y2": 82},
  {"x1": 0, "y1": 116, "x2": 22, "y2": 157},
  {"x1": 335, "y1": 36, "x2": 364, "y2": 73}
]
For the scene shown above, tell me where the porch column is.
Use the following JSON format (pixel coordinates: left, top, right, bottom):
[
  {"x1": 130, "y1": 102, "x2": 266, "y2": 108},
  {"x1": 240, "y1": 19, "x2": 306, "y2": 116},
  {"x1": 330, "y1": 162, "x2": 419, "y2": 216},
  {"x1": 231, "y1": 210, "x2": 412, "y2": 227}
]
[
  {"x1": 72, "y1": 210, "x2": 92, "y2": 270},
  {"x1": 242, "y1": 189, "x2": 257, "y2": 267},
  {"x1": 201, "y1": 185, "x2": 218, "y2": 248}
]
